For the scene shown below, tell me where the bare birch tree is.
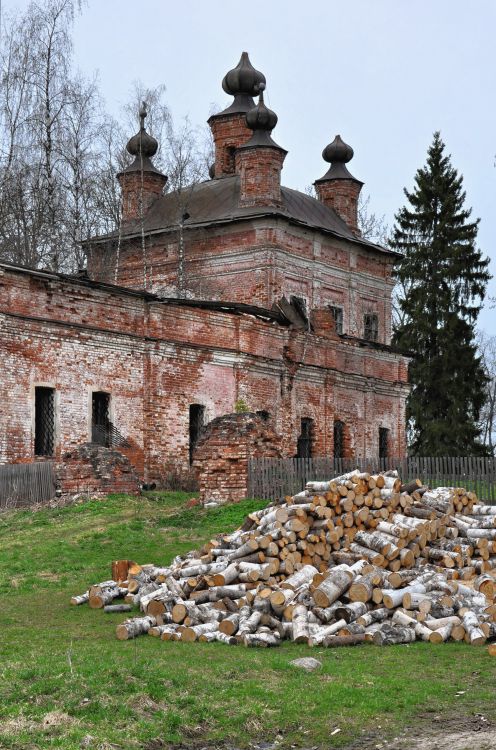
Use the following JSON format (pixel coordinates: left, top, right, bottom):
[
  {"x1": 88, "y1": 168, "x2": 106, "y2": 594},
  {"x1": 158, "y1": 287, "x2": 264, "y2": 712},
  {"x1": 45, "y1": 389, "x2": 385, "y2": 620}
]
[{"x1": 477, "y1": 331, "x2": 496, "y2": 456}]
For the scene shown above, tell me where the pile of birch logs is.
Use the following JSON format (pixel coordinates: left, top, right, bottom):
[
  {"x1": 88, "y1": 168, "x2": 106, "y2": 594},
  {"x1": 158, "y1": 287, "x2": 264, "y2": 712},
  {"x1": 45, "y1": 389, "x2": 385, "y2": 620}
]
[{"x1": 71, "y1": 470, "x2": 496, "y2": 649}]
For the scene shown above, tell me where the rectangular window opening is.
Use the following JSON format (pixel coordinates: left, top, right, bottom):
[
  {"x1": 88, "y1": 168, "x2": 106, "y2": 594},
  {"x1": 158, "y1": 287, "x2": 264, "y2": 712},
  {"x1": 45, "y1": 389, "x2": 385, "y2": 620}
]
[
  {"x1": 297, "y1": 417, "x2": 313, "y2": 458},
  {"x1": 329, "y1": 305, "x2": 344, "y2": 335},
  {"x1": 364, "y1": 313, "x2": 379, "y2": 342},
  {"x1": 92, "y1": 392, "x2": 111, "y2": 447},
  {"x1": 379, "y1": 427, "x2": 390, "y2": 459},
  {"x1": 35, "y1": 387, "x2": 55, "y2": 456},
  {"x1": 189, "y1": 404, "x2": 206, "y2": 464},
  {"x1": 334, "y1": 419, "x2": 345, "y2": 459}
]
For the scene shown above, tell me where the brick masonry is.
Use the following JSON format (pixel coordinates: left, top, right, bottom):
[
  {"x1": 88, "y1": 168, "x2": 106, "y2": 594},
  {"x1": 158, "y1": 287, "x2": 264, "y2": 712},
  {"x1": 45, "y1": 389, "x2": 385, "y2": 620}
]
[
  {"x1": 0, "y1": 72, "x2": 410, "y2": 500},
  {"x1": 56, "y1": 444, "x2": 140, "y2": 497},
  {"x1": 193, "y1": 412, "x2": 283, "y2": 504},
  {"x1": 0, "y1": 263, "x2": 409, "y2": 490},
  {"x1": 315, "y1": 179, "x2": 363, "y2": 234}
]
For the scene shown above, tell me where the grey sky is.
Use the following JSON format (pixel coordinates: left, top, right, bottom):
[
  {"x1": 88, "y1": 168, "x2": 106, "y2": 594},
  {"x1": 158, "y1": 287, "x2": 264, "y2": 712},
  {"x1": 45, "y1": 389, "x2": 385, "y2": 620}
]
[{"x1": 3, "y1": 0, "x2": 496, "y2": 333}]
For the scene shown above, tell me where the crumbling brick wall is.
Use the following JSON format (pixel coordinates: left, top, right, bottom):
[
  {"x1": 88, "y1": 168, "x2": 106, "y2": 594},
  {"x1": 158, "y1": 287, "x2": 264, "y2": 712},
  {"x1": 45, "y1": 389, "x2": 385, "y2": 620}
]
[
  {"x1": 56, "y1": 444, "x2": 140, "y2": 497},
  {"x1": 193, "y1": 412, "x2": 283, "y2": 505}
]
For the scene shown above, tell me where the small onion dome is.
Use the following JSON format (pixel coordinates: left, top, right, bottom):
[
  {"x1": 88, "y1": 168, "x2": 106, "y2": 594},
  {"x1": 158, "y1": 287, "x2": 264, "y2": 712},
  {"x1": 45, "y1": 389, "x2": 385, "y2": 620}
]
[
  {"x1": 316, "y1": 134, "x2": 362, "y2": 183},
  {"x1": 120, "y1": 102, "x2": 164, "y2": 175},
  {"x1": 240, "y1": 84, "x2": 286, "y2": 152},
  {"x1": 212, "y1": 52, "x2": 266, "y2": 117}
]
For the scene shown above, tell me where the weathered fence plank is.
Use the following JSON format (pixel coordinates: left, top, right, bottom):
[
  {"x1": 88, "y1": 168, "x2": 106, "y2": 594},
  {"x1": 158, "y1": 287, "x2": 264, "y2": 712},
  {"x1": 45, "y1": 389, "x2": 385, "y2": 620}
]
[
  {"x1": 247, "y1": 457, "x2": 496, "y2": 504},
  {"x1": 0, "y1": 462, "x2": 56, "y2": 509}
]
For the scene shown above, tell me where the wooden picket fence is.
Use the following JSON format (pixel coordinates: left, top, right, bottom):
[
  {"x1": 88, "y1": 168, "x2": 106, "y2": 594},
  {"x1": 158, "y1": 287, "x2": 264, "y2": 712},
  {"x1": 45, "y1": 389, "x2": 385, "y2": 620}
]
[
  {"x1": 248, "y1": 456, "x2": 496, "y2": 503},
  {"x1": 0, "y1": 461, "x2": 56, "y2": 509}
]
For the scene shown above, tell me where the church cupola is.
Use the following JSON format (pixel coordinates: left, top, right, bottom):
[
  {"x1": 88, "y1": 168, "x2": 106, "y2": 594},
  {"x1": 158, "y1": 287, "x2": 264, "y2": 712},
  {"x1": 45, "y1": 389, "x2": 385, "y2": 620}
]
[
  {"x1": 208, "y1": 52, "x2": 266, "y2": 178},
  {"x1": 117, "y1": 103, "x2": 167, "y2": 222},
  {"x1": 314, "y1": 134, "x2": 363, "y2": 234},
  {"x1": 235, "y1": 84, "x2": 287, "y2": 208}
]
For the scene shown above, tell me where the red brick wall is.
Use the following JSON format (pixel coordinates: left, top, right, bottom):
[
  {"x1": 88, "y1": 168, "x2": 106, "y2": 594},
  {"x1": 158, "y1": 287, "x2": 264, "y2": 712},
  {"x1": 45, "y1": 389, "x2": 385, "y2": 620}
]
[
  {"x1": 209, "y1": 113, "x2": 253, "y2": 178},
  {"x1": 235, "y1": 147, "x2": 285, "y2": 208},
  {"x1": 94, "y1": 219, "x2": 394, "y2": 346},
  {"x1": 315, "y1": 179, "x2": 362, "y2": 234},
  {"x1": 117, "y1": 170, "x2": 167, "y2": 222},
  {"x1": 56, "y1": 444, "x2": 140, "y2": 496},
  {"x1": 193, "y1": 412, "x2": 283, "y2": 504},
  {"x1": 0, "y1": 265, "x2": 409, "y2": 484}
]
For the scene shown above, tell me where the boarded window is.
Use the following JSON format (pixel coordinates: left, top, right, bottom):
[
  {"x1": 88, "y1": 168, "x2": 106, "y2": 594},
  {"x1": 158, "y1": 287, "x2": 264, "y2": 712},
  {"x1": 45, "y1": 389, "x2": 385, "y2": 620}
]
[
  {"x1": 297, "y1": 417, "x2": 313, "y2": 458},
  {"x1": 379, "y1": 427, "x2": 390, "y2": 459},
  {"x1": 329, "y1": 305, "x2": 344, "y2": 335},
  {"x1": 35, "y1": 387, "x2": 55, "y2": 456},
  {"x1": 189, "y1": 404, "x2": 206, "y2": 464},
  {"x1": 334, "y1": 419, "x2": 345, "y2": 459},
  {"x1": 364, "y1": 313, "x2": 379, "y2": 341},
  {"x1": 92, "y1": 392, "x2": 111, "y2": 447}
]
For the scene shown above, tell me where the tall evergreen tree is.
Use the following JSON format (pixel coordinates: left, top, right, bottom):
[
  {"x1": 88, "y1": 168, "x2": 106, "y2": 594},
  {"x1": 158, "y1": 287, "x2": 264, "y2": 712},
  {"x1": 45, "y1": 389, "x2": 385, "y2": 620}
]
[{"x1": 392, "y1": 132, "x2": 491, "y2": 455}]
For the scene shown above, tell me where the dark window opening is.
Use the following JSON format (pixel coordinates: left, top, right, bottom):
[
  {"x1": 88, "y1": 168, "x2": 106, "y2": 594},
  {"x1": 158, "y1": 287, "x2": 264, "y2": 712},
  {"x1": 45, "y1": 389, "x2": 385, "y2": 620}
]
[
  {"x1": 329, "y1": 305, "x2": 344, "y2": 335},
  {"x1": 256, "y1": 410, "x2": 270, "y2": 421},
  {"x1": 92, "y1": 392, "x2": 111, "y2": 447},
  {"x1": 189, "y1": 404, "x2": 206, "y2": 464},
  {"x1": 379, "y1": 427, "x2": 390, "y2": 459},
  {"x1": 290, "y1": 295, "x2": 308, "y2": 322},
  {"x1": 297, "y1": 417, "x2": 313, "y2": 458},
  {"x1": 35, "y1": 387, "x2": 55, "y2": 456},
  {"x1": 334, "y1": 419, "x2": 345, "y2": 459},
  {"x1": 225, "y1": 146, "x2": 236, "y2": 174},
  {"x1": 364, "y1": 313, "x2": 379, "y2": 341}
]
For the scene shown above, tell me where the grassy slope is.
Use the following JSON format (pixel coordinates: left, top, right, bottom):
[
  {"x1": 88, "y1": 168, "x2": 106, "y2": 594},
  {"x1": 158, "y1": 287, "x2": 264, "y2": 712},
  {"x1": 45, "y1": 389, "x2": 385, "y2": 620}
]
[{"x1": 0, "y1": 493, "x2": 495, "y2": 750}]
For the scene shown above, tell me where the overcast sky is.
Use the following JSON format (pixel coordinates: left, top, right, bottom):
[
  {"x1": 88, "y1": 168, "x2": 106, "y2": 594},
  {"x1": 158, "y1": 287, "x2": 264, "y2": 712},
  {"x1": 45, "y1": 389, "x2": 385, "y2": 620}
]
[{"x1": 3, "y1": 0, "x2": 496, "y2": 333}]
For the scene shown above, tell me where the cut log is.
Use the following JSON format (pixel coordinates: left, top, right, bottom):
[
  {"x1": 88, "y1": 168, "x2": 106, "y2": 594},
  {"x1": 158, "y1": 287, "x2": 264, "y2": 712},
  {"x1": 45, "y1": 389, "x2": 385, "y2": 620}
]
[
  {"x1": 429, "y1": 623, "x2": 453, "y2": 644},
  {"x1": 104, "y1": 604, "x2": 132, "y2": 614},
  {"x1": 292, "y1": 604, "x2": 310, "y2": 643},
  {"x1": 373, "y1": 624, "x2": 416, "y2": 646},
  {"x1": 116, "y1": 615, "x2": 156, "y2": 640},
  {"x1": 462, "y1": 610, "x2": 486, "y2": 646},
  {"x1": 312, "y1": 566, "x2": 353, "y2": 608},
  {"x1": 322, "y1": 634, "x2": 367, "y2": 647},
  {"x1": 70, "y1": 592, "x2": 89, "y2": 606}
]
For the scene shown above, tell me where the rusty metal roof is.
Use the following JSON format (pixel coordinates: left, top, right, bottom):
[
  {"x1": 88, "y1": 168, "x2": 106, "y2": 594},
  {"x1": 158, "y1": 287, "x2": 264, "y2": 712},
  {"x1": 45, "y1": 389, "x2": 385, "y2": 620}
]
[{"x1": 91, "y1": 175, "x2": 396, "y2": 257}]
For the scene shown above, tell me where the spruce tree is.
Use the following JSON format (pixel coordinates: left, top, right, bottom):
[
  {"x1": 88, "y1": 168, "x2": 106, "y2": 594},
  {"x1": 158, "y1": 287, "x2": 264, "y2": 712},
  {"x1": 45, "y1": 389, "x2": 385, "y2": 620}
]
[{"x1": 392, "y1": 132, "x2": 491, "y2": 456}]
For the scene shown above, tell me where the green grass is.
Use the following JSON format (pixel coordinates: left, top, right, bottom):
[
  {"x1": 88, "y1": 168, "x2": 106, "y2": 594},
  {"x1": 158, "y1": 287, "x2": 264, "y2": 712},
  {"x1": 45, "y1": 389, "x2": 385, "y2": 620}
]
[{"x1": 1, "y1": 493, "x2": 495, "y2": 749}]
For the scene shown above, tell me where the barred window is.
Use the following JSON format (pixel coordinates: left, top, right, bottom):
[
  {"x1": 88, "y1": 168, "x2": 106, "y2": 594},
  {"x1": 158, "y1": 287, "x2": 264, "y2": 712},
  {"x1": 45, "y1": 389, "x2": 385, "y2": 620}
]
[
  {"x1": 189, "y1": 404, "x2": 206, "y2": 465},
  {"x1": 92, "y1": 392, "x2": 111, "y2": 447},
  {"x1": 364, "y1": 313, "x2": 379, "y2": 341},
  {"x1": 297, "y1": 417, "x2": 313, "y2": 458},
  {"x1": 329, "y1": 305, "x2": 344, "y2": 335},
  {"x1": 334, "y1": 419, "x2": 345, "y2": 459},
  {"x1": 379, "y1": 427, "x2": 390, "y2": 458},
  {"x1": 35, "y1": 387, "x2": 55, "y2": 456}
]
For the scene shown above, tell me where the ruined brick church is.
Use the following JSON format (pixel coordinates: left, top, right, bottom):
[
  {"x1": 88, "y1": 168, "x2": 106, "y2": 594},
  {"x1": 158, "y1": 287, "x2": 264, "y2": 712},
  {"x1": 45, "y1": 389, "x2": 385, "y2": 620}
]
[{"x1": 0, "y1": 53, "x2": 409, "y2": 493}]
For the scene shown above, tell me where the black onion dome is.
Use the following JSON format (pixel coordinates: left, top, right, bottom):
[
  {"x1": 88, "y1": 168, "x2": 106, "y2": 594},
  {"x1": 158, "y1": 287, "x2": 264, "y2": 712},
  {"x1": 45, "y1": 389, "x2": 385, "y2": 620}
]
[
  {"x1": 208, "y1": 162, "x2": 215, "y2": 179},
  {"x1": 120, "y1": 102, "x2": 165, "y2": 176},
  {"x1": 211, "y1": 52, "x2": 266, "y2": 118},
  {"x1": 322, "y1": 134, "x2": 353, "y2": 164},
  {"x1": 239, "y1": 85, "x2": 286, "y2": 152},
  {"x1": 126, "y1": 102, "x2": 159, "y2": 159},
  {"x1": 245, "y1": 84, "x2": 278, "y2": 132},
  {"x1": 222, "y1": 51, "x2": 266, "y2": 97},
  {"x1": 316, "y1": 134, "x2": 362, "y2": 183}
]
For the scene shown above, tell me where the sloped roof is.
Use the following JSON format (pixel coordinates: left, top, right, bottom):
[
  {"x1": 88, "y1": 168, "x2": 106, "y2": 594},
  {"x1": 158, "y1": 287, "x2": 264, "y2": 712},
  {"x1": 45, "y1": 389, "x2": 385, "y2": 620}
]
[{"x1": 91, "y1": 175, "x2": 396, "y2": 257}]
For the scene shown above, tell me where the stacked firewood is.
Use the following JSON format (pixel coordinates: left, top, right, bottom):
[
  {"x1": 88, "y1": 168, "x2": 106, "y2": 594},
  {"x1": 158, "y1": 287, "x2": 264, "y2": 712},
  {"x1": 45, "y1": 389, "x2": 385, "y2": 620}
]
[{"x1": 71, "y1": 470, "x2": 496, "y2": 649}]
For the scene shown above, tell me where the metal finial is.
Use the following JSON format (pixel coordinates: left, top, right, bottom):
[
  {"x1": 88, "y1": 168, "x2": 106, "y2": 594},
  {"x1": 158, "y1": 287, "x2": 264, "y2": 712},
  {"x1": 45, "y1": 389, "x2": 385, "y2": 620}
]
[{"x1": 139, "y1": 101, "x2": 147, "y2": 129}]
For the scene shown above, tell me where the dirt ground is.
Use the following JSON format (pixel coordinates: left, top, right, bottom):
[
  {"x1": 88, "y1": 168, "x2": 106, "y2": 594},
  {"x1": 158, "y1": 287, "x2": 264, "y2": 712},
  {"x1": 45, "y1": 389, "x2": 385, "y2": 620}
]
[{"x1": 344, "y1": 713, "x2": 495, "y2": 750}]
